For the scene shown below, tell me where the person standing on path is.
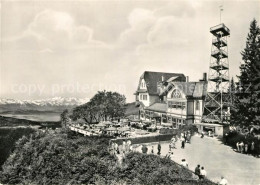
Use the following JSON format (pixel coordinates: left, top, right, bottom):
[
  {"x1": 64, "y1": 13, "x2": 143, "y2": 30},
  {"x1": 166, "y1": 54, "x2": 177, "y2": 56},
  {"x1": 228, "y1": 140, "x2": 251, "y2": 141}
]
[
  {"x1": 245, "y1": 143, "x2": 248, "y2": 154},
  {"x1": 151, "y1": 146, "x2": 154, "y2": 154},
  {"x1": 200, "y1": 167, "x2": 207, "y2": 179},
  {"x1": 181, "y1": 159, "x2": 188, "y2": 168},
  {"x1": 195, "y1": 164, "x2": 201, "y2": 179},
  {"x1": 157, "y1": 142, "x2": 161, "y2": 155},
  {"x1": 250, "y1": 141, "x2": 255, "y2": 156},
  {"x1": 114, "y1": 142, "x2": 119, "y2": 154},
  {"x1": 239, "y1": 141, "x2": 244, "y2": 153},
  {"x1": 126, "y1": 140, "x2": 132, "y2": 153},
  {"x1": 141, "y1": 144, "x2": 148, "y2": 154},
  {"x1": 181, "y1": 137, "x2": 185, "y2": 149},
  {"x1": 236, "y1": 142, "x2": 240, "y2": 152},
  {"x1": 219, "y1": 176, "x2": 228, "y2": 185}
]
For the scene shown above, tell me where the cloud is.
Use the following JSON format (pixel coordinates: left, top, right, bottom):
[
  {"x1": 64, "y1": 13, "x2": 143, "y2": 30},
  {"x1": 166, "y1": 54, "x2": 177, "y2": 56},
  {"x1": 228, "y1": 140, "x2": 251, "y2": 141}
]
[
  {"x1": 118, "y1": 2, "x2": 198, "y2": 54},
  {"x1": 2, "y1": 9, "x2": 109, "y2": 52}
]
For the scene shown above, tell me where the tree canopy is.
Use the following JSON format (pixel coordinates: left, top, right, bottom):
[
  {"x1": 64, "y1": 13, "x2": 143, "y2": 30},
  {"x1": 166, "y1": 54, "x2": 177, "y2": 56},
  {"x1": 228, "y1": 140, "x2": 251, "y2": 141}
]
[
  {"x1": 0, "y1": 130, "x2": 216, "y2": 185},
  {"x1": 71, "y1": 91, "x2": 126, "y2": 123},
  {"x1": 232, "y1": 19, "x2": 260, "y2": 126}
]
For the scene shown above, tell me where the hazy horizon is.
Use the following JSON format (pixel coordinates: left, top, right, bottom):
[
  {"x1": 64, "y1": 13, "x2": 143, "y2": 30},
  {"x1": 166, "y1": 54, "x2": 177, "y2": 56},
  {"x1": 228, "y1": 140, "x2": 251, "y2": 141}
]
[{"x1": 1, "y1": 0, "x2": 259, "y2": 103}]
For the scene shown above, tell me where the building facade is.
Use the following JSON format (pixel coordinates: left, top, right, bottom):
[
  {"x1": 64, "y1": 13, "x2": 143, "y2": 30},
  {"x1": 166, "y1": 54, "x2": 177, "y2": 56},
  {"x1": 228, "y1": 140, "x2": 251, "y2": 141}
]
[{"x1": 134, "y1": 71, "x2": 207, "y2": 128}]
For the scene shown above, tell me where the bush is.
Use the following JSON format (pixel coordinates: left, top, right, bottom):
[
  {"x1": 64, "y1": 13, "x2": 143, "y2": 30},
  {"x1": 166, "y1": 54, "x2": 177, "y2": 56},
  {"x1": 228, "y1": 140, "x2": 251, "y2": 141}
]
[
  {"x1": 0, "y1": 130, "x2": 216, "y2": 185},
  {"x1": 224, "y1": 131, "x2": 260, "y2": 156},
  {"x1": 0, "y1": 128, "x2": 35, "y2": 169},
  {"x1": 0, "y1": 130, "x2": 117, "y2": 185},
  {"x1": 111, "y1": 152, "x2": 216, "y2": 185}
]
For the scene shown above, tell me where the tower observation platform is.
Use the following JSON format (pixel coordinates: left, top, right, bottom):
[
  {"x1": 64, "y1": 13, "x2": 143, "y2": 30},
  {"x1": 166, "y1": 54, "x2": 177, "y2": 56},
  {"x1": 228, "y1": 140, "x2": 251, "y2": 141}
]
[{"x1": 202, "y1": 23, "x2": 231, "y2": 124}]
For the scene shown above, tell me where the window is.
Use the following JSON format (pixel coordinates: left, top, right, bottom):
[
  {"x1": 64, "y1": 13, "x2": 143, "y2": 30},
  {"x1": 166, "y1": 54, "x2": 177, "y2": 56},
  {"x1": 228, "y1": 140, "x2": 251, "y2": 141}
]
[
  {"x1": 143, "y1": 95, "x2": 147, "y2": 100},
  {"x1": 182, "y1": 102, "x2": 186, "y2": 109},
  {"x1": 171, "y1": 89, "x2": 182, "y2": 98},
  {"x1": 168, "y1": 101, "x2": 185, "y2": 109},
  {"x1": 195, "y1": 101, "x2": 200, "y2": 111},
  {"x1": 140, "y1": 94, "x2": 142, "y2": 100}
]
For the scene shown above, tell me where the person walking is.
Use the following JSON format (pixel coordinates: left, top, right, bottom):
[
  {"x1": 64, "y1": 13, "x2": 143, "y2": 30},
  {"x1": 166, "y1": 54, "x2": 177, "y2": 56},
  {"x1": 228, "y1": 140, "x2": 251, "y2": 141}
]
[
  {"x1": 245, "y1": 143, "x2": 248, "y2": 154},
  {"x1": 236, "y1": 142, "x2": 240, "y2": 152},
  {"x1": 181, "y1": 137, "x2": 185, "y2": 149},
  {"x1": 127, "y1": 140, "x2": 132, "y2": 153},
  {"x1": 157, "y1": 142, "x2": 161, "y2": 155},
  {"x1": 151, "y1": 146, "x2": 154, "y2": 154},
  {"x1": 200, "y1": 167, "x2": 207, "y2": 179},
  {"x1": 239, "y1": 141, "x2": 244, "y2": 153},
  {"x1": 114, "y1": 142, "x2": 119, "y2": 154},
  {"x1": 250, "y1": 141, "x2": 255, "y2": 156},
  {"x1": 187, "y1": 131, "x2": 191, "y2": 143},
  {"x1": 225, "y1": 133, "x2": 229, "y2": 144},
  {"x1": 141, "y1": 144, "x2": 148, "y2": 154},
  {"x1": 122, "y1": 140, "x2": 126, "y2": 153},
  {"x1": 195, "y1": 164, "x2": 201, "y2": 179},
  {"x1": 184, "y1": 131, "x2": 187, "y2": 143},
  {"x1": 219, "y1": 176, "x2": 228, "y2": 185},
  {"x1": 111, "y1": 142, "x2": 115, "y2": 154},
  {"x1": 181, "y1": 159, "x2": 188, "y2": 168},
  {"x1": 201, "y1": 132, "x2": 204, "y2": 138},
  {"x1": 166, "y1": 150, "x2": 174, "y2": 159}
]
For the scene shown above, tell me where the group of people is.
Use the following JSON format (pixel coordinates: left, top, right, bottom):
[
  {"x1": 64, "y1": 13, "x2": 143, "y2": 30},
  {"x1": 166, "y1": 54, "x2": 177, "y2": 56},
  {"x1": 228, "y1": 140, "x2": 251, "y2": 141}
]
[
  {"x1": 236, "y1": 141, "x2": 255, "y2": 154},
  {"x1": 194, "y1": 165, "x2": 207, "y2": 179},
  {"x1": 180, "y1": 131, "x2": 191, "y2": 149},
  {"x1": 141, "y1": 142, "x2": 162, "y2": 155},
  {"x1": 110, "y1": 139, "x2": 132, "y2": 157},
  {"x1": 195, "y1": 165, "x2": 228, "y2": 184}
]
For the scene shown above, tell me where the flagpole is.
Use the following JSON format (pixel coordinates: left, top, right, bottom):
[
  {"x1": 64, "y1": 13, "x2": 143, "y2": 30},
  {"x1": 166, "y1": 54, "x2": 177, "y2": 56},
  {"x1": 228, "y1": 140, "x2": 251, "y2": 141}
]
[{"x1": 219, "y1": 5, "x2": 223, "y2": 23}]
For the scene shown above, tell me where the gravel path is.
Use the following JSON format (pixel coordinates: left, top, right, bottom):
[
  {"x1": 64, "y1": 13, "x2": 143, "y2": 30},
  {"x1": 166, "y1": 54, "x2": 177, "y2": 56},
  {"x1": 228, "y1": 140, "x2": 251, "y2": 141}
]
[{"x1": 134, "y1": 134, "x2": 260, "y2": 185}]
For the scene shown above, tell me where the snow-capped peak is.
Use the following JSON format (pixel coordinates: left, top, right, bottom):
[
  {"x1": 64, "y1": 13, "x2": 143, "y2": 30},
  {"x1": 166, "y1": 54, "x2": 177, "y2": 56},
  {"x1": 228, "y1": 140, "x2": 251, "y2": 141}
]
[{"x1": 0, "y1": 97, "x2": 89, "y2": 107}]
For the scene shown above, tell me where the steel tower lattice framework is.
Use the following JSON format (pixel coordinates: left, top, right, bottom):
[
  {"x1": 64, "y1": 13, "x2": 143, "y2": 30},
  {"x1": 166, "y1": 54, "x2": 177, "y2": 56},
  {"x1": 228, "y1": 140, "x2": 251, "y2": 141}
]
[{"x1": 202, "y1": 23, "x2": 231, "y2": 124}]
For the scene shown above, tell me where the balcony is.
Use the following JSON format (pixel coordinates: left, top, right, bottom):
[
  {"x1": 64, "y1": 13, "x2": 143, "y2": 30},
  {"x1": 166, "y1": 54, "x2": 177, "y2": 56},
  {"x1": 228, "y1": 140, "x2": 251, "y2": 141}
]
[
  {"x1": 210, "y1": 62, "x2": 229, "y2": 70},
  {"x1": 209, "y1": 74, "x2": 229, "y2": 82},
  {"x1": 211, "y1": 49, "x2": 228, "y2": 59},
  {"x1": 210, "y1": 23, "x2": 230, "y2": 37},
  {"x1": 212, "y1": 38, "x2": 227, "y2": 47}
]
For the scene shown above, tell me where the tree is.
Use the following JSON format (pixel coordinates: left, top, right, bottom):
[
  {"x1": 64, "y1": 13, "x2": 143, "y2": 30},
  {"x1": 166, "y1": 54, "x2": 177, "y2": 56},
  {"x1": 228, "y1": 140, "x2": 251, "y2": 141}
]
[
  {"x1": 71, "y1": 91, "x2": 126, "y2": 124},
  {"x1": 60, "y1": 109, "x2": 70, "y2": 128},
  {"x1": 233, "y1": 19, "x2": 260, "y2": 126},
  {"x1": 228, "y1": 77, "x2": 236, "y2": 104}
]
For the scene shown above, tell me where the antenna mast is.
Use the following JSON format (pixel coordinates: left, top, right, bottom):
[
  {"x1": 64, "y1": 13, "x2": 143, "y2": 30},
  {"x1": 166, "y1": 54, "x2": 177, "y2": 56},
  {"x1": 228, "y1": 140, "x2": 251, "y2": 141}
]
[{"x1": 219, "y1": 5, "x2": 223, "y2": 23}]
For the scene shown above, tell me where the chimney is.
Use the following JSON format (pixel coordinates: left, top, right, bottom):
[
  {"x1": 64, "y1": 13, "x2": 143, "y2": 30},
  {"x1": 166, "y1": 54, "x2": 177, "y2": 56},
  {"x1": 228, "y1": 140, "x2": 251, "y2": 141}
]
[
  {"x1": 161, "y1": 75, "x2": 164, "y2": 82},
  {"x1": 186, "y1": 76, "x2": 189, "y2": 82},
  {"x1": 203, "y1": 73, "x2": 207, "y2": 81}
]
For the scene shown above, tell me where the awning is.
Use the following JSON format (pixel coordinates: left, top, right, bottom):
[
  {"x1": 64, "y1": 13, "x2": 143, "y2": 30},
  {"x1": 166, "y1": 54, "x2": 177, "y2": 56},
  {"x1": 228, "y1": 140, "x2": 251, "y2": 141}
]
[
  {"x1": 117, "y1": 127, "x2": 130, "y2": 132},
  {"x1": 105, "y1": 127, "x2": 117, "y2": 131},
  {"x1": 153, "y1": 112, "x2": 161, "y2": 118},
  {"x1": 95, "y1": 123, "x2": 106, "y2": 127}
]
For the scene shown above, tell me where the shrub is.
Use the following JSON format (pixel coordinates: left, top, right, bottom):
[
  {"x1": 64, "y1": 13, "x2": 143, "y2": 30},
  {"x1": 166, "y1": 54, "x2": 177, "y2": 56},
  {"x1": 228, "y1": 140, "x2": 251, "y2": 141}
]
[
  {"x1": 0, "y1": 130, "x2": 216, "y2": 185},
  {"x1": 0, "y1": 128, "x2": 35, "y2": 168},
  {"x1": 224, "y1": 131, "x2": 260, "y2": 155}
]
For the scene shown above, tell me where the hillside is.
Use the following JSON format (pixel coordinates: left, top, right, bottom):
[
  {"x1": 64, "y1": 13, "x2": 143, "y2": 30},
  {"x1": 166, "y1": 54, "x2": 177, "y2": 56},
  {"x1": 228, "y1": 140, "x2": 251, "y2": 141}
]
[
  {"x1": 0, "y1": 130, "x2": 216, "y2": 185},
  {"x1": 0, "y1": 116, "x2": 61, "y2": 129}
]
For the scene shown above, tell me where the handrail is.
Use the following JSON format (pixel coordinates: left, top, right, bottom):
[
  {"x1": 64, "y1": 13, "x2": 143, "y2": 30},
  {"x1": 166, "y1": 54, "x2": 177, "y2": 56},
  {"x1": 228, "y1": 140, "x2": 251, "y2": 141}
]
[
  {"x1": 211, "y1": 49, "x2": 228, "y2": 56},
  {"x1": 212, "y1": 38, "x2": 227, "y2": 45},
  {"x1": 210, "y1": 23, "x2": 230, "y2": 33}
]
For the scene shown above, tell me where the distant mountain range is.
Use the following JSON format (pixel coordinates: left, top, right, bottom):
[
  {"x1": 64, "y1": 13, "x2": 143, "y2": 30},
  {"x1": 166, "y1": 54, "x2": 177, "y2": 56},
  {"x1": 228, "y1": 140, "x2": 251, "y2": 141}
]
[{"x1": 0, "y1": 97, "x2": 89, "y2": 113}]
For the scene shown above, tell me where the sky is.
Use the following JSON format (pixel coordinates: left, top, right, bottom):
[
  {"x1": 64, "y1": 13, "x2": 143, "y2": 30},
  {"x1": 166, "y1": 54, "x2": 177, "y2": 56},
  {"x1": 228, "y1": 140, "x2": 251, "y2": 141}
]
[{"x1": 0, "y1": 0, "x2": 259, "y2": 102}]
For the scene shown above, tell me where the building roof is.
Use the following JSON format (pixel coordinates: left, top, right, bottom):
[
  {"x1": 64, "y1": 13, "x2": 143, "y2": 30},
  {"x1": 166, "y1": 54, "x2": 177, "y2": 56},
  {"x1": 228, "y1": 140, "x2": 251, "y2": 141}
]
[
  {"x1": 160, "y1": 81, "x2": 207, "y2": 98},
  {"x1": 139, "y1": 71, "x2": 186, "y2": 95},
  {"x1": 145, "y1": 102, "x2": 167, "y2": 112},
  {"x1": 124, "y1": 102, "x2": 142, "y2": 116}
]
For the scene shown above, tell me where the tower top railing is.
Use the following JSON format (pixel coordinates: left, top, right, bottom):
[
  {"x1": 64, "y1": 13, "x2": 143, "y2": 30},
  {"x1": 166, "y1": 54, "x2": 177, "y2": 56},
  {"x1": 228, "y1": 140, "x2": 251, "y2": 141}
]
[{"x1": 210, "y1": 23, "x2": 230, "y2": 37}]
